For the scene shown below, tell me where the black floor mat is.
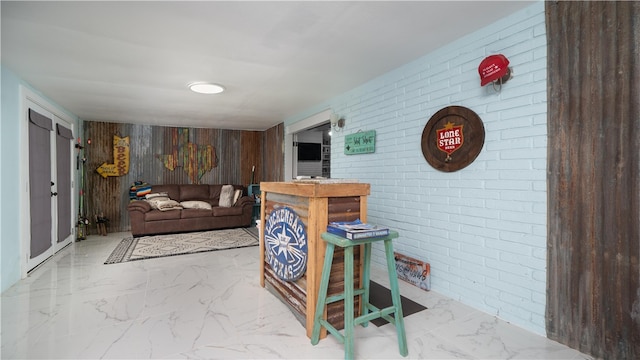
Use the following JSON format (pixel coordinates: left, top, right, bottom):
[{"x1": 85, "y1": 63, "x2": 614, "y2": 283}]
[{"x1": 367, "y1": 281, "x2": 427, "y2": 327}]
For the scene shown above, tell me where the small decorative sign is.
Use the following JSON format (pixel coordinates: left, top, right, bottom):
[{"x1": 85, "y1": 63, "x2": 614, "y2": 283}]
[
  {"x1": 97, "y1": 135, "x2": 130, "y2": 178},
  {"x1": 394, "y1": 252, "x2": 431, "y2": 291},
  {"x1": 436, "y1": 122, "x2": 464, "y2": 162},
  {"x1": 264, "y1": 207, "x2": 308, "y2": 281},
  {"x1": 421, "y1": 106, "x2": 485, "y2": 172},
  {"x1": 344, "y1": 130, "x2": 376, "y2": 155}
]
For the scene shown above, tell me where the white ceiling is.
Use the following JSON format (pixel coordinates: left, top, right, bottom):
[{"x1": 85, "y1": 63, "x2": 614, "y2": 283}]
[{"x1": 2, "y1": 1, "x2": 533, "y2": 130}]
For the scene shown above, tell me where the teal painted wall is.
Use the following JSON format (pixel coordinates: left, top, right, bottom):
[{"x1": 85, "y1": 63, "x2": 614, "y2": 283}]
[
  {"x1": 285, "y1": 2, "x2": 547, "y2": 334},
  {"x1": 1, "y1": 66, "x2": 24, "y2": 292}
]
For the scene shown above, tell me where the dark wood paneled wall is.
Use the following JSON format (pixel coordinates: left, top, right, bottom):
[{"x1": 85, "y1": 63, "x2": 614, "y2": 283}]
[
  {"x1": 83, "y1": 122, "x2": 283, "y2": 233},
  {"x1": 546, "y1": 2, "x2": 640, "y2": 359},
  {"x1": 241, "y1": 131, "x2": 263, "y2": 185},
  {"x1": 262, "y1": 123, "x2": 284, "y2": 182}
]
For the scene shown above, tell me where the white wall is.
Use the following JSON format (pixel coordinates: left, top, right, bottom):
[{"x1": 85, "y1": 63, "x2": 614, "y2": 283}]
[{"x1": 285, "y1": 2, "x2": 547, "y2": 334}]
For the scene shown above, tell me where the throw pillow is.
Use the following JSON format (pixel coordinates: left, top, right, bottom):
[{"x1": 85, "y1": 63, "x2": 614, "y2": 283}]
[
  {"x1": 180, "y1": 200, "x2": 212, "y2": 210},
  {"x1": 219, "y1": 185, "x2": 235, "y2": 207},
  {"x1": 233, "y1": 189, "x2": 242, "y2": 205},
  {"x1": 145, "y1": 192, "x2": 169, "y2": 200},
  {"x1": 129, "y1": 182, "x2": 151, "y2": 201},
  {"x1": 145, "y1": 195, "x2": 169, "y2": 210},
  {"x1": 156, "y1": 199, "x2": 183, "y2": 211}
]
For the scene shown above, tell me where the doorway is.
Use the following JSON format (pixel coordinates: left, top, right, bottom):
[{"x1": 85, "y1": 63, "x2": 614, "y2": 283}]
[
  {"x1": 285, "y1": 109, "x2": 333, "y2": 180},
  {"x1": 295, "y1": 123, "x2": 331, "y2": 178},
  {"x1": 21, "y1": 87, "x2": 75, "y2": 274}
]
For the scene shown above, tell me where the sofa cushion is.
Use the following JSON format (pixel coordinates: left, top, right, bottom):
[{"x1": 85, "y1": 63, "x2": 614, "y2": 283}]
[
  {"x1": 219, "y1": 185, "x2": 235, "y2": 207},
  {"x1": 145, "y1": 209, "x2": 181, "y2": 221},
  {"x1": 179, "y1": 185, "x2": 210, "y2": 202},
  {"x1": 209, "y1": 185, "x2": 222, "y2": 203},
  {"x1": 181, "y1": 208, "x2": 214, "y2": 219},
  {"x1": 150, "y1": 185, "x2": 181, "y2": 202},
  {"x1": 212, "y1": 205, "x2": 243, "y2": 216}
]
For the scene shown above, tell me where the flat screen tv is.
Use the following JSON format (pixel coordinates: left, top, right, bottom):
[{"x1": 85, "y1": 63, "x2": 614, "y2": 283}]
[{"x1": 297, "y1": 142, "x2": 322, "y2": 161}]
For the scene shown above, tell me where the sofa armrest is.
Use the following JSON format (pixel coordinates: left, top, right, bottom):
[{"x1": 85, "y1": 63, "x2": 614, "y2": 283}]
[
  {"x1": 234, "y1": 196, "x2": 255, "y2": 226},
  {"x1": 128, "y1": 200, "x2": 151, "y2": 237},
  {"x1": 235, "y1": 196, "x2": 255, "y2": 208},
  {"x1": 128, "y1": 200, "x2": 152, "y2": 213}
]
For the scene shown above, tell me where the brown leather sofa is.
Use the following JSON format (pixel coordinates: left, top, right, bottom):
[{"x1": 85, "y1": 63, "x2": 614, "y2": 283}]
[{"x1": 127, "y1": 184, "x2": 254, "y2": 237}]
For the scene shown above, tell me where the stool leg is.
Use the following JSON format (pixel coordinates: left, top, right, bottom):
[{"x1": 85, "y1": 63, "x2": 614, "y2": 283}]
[
  {"x1": 360, "y1": 243, "x2": 372, "y2": 327},
  {"x1": 311, "y1": 243, "x2": 335, "y2": 345},
  {"x1": 344, "y1": 245, "x2": 355, "y2": 360},
  {"x1": 384, "y1": 239, "x2": 408, "y2": 357}
]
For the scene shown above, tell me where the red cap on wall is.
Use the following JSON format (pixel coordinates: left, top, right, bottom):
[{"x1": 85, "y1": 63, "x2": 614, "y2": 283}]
[{"x1": 478, "y1": 54, "x2": 510, "y2": 86}]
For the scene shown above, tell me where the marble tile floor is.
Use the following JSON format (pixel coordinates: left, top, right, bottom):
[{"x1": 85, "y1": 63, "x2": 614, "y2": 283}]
[{"x1": 1, "y1": 231, "x2": 593, "y2": 360}]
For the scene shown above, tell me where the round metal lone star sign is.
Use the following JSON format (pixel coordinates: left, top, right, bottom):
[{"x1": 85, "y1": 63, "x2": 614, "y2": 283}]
[
  {"x1": 264, "y1": 207, "x2": 308, "y2": 281},
  {"x1": 421, "y1": 105, "x2": 485, "y2": 172}
]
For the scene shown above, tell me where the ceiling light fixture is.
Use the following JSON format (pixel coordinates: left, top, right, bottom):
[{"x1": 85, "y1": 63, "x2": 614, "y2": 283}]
[{"x1": 188, "y1": 82, "x2": 225, "y2": 94}]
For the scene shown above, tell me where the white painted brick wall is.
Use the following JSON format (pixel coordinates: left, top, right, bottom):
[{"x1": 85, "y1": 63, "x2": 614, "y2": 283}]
[{"x1": 288, "y1": 2, "x2": 547, "y2": 335}]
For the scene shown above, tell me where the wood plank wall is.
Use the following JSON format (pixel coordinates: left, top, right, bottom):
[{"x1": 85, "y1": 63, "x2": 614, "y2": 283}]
[
  {"x1": 241, "y1": 131, "x2": 263, "y2": 185},
  {"x1": 546, "y1": 2, "x2": 640, "y2": 359},
  {"x1": 83, "y1": 121, "x2": 283, "y2": 233},
  {"x1": 262, "y1": 123, "x2": 284, "y2": 182}
]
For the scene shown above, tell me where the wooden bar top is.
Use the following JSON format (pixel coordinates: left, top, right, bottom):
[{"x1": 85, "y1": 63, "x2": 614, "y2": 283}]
[{"x1": 260, "y1": 181, "x2": 370, "y2": 198}]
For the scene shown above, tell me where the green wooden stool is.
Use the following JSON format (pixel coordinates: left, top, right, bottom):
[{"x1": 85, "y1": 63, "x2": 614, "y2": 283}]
[{"x1": 310, "y1": 230, "x2": 408, "y2": 360}]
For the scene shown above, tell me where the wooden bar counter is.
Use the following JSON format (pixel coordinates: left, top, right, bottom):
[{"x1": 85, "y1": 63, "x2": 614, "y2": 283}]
[{"x1": 258, "y1": 180, "x2": 370, "y2": 339}]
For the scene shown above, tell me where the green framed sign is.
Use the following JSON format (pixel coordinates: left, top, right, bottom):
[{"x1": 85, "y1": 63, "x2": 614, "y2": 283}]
[{"x1": 344, "y1": 130, "x2": 376, "y2": 155}]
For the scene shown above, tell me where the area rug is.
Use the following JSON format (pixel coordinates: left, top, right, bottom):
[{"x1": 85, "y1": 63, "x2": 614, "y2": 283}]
[
  {"x1": 104, "y1": 228, "x2": 258, "y2": 264},
  {"x1": 368, "y1": 280, "x2": 427, "y2": 327}
]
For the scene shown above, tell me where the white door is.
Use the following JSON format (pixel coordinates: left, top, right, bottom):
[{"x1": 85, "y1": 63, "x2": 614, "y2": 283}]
[
  {"x1": 26, "y1": 103, "x2": 55, "y2": 270},
  {"x1": 54, "y1": 121, "x2": 75, "y2": 252},
  {"x1": 22, "y1": 90, "x2": 75, "y2": 274}
]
